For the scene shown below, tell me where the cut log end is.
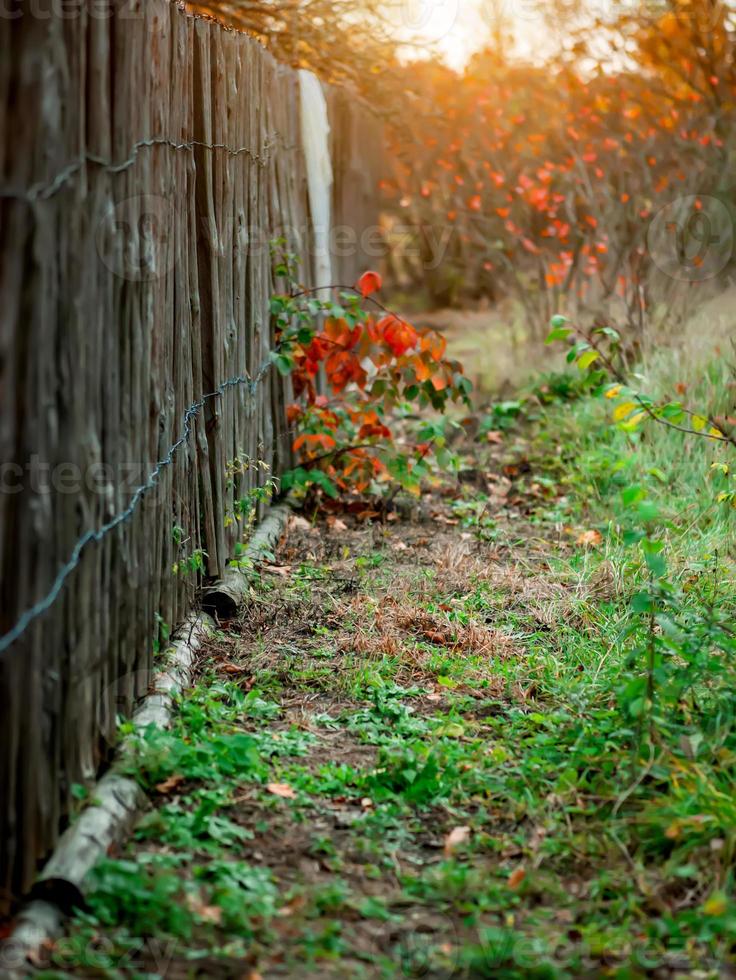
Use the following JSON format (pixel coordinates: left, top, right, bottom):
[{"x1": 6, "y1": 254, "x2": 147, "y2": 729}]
[
  {"x1": 28, "y1": 878, "x2": 85, "y2": 916},
  {"x1": 201, "y1": 587, "x2": 240, "y2": 621}
]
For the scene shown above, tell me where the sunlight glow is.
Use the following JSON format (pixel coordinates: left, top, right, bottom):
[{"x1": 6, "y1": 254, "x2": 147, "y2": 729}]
[{"x1": 395, "y1": 0, "x2": 549, "y2": 69}]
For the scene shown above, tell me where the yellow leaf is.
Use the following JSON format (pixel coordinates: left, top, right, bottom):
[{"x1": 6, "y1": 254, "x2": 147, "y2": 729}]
[
  {"x1": 708, "y1": 427, "x2": 726, "y2": 440},
  {"x1": 691, "y1": 415, "x2": 708, "y2": 432},
  {"x1": 613, "y1": 401, "x2": 637, "y2": 421},
  {"x1": 605, "y1": 384, "x2": 623, "y2": 399},
  {"x1": 577, "y1": 350, "x2": 600, "y2": 371},
  {"x1": 703, "y1": 893, "x2": 729, "y2": 917}
]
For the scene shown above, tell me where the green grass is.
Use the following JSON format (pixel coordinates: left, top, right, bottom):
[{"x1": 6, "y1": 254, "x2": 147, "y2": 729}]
[{"x1": 38, "y1": 350, "x2": 736, "y2": 979}]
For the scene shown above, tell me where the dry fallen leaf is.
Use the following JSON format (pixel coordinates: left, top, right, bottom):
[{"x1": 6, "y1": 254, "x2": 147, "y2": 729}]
[
  {"x1": 263, "y1": 564, "x2": 292, "y2": 577},
  {"x1": 155, "y1": 773, "x2": 185, "y2": 794},
  {"x1": 289, "y1": 514, "x2": 312, "y2": 530},
  {"x1": 267, "y1": 782, "x2": 297, "y2": 799},
  {"x1": 186, "y1": 893, "x2": 223, "y2": 924},
  {"x1": 444, "y1": 825, "x2": 471, "y2": 856},
  {"x1": 277, "y1": 894, "x2": 307, "y2": 918},
  {"x1": 486, "y1": 430, "x2": 504, "y2": 444},
  {"x1": 327, "y1": 516, "x2": 348, "y2": 532},
  {"x1": 219, "y1": 661, "x2": 249, "y2": 675},
  {"x1": 576, "y1": 529, "x2": 602, "y2": 547},
  {"x1": 665, "y1": 822, "x2": 681, "y2": 840},
  {"x1": 423, "y1": 629, "x2": 449, "y2": 645},
  {"x1": 508, "y1": 866, "x2": 526, "y2": 890}
]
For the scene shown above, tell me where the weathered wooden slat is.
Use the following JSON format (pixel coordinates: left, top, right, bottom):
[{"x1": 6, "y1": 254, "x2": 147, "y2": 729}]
[{"x1": 0, "y1": 0, "x2": 382, "y2": 915}]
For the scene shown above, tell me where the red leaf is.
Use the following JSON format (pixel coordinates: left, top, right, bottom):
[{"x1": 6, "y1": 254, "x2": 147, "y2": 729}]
[
  {"x1": 356, "y1": 270, "x2": 382, "y2": 298},
  {"x1": 380, "y1": 316, "x2": 419, "y2": 357}
]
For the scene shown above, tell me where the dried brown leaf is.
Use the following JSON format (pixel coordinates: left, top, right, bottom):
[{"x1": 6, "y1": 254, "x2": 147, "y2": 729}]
[
  {"x1": 155, "y1": 774, "x2": 185, "y2": 794},
  {"x1": 267, "y1": 782, "x2": 297, "y2": 799},
  {"x1": 576, "y1": 529, "x2": 602, "y2": 547},
  {"x1": 508, "y1": 866, "x2": 526, "y2": 890},
  {"x1": 444, "y1": 825, "x2": 471, "y2": 856}
]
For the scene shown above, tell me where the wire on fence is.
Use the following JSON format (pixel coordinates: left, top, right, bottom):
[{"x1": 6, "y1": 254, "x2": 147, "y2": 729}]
[
  {"x1": 0, "y1": 351, "x2": 278, "y2": 657},
  {"x1": 0, "y1": 131, "x2": 297, "y2": 204},
  {"x1": 0, "y1": 122, "x2": 306, "y2": 654}
]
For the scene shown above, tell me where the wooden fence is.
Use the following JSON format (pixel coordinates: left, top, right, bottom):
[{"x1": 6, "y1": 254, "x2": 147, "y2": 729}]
[{"x1": 0, "y1": 0, "x2": 381, "y2": 910}]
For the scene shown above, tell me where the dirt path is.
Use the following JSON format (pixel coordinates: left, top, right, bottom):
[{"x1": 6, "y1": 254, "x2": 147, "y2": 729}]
[{"x1": 38, "y1": 411, "x2": 736, "y2": 978}]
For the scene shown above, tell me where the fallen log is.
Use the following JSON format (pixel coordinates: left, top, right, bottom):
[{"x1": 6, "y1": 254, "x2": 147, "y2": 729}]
[{"x1": 0, "y1": 499, "x2": 293, "y2": 978}]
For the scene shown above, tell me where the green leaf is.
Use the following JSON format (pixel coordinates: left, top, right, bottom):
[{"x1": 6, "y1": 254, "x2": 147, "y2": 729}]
[
  {"x1": 545, "y1": 326, "x2": 573, "y2": 345},
  {"x1": 270, "y1": 352, "x2": 294, "y2": 377},
  {"x1": 643, "y1": 550, "x2": 667, "y2": 577},
  {"x1": 622, "y1": 485, "x2": 647, "y2": 508},
  {"x1": 636, "y1": 500, "x2": 661, "y2": 523},
  {"x1": 280, "y1": 467, "x2": 310, "y2": 492},
  {"x1": 658, "y1": 402, "x2": 685, "y2": 424},
  {"x1": 311, "y1": 470, "x2": 339, "y2": 499},
  {"x1": 631, "y1": 591, "x2": 655, "y2": 613},
  {"x1": 623, "y1": 528, "x2": 645, "y2": 546}
]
